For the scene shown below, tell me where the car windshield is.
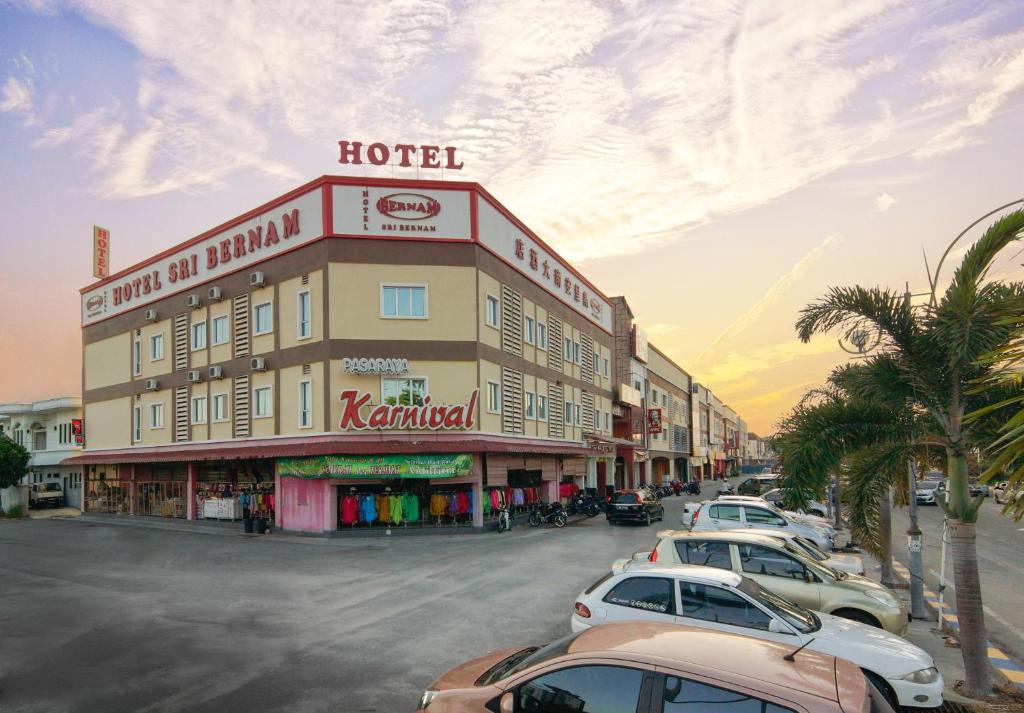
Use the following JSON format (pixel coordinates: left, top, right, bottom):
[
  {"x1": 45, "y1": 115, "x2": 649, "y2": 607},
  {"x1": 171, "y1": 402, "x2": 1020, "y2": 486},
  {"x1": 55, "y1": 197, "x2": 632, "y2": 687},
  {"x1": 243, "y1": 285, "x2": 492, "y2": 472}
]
[
  {"x1": 791, "y1": 536, "x2": 828, "y2": 562},
  {"x1": 918, "y1": 481, "x2": 940, "y2": 491},
  {"x1": 737, "y1": 577, "x2": 819, "y2": 634},
  {"x1": 42, "y1": 484, "x2": 62, "y2": 492},
  {"x1": 614, "y1": 493, "x2": 639, "y2": 504},
  {"x1": 782, "y1": 540, "x2": 825, "y2": 564},
  {"x1": 476, "y1": 632, "x2": 581, "y2": 684}
]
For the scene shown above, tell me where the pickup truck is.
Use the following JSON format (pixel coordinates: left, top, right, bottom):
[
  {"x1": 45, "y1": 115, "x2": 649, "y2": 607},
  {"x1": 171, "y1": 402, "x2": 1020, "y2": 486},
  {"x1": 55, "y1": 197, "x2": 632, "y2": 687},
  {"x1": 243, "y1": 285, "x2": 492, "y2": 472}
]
[{"x1": 30, "y1": 483, "x2": 65, "y2": 508}]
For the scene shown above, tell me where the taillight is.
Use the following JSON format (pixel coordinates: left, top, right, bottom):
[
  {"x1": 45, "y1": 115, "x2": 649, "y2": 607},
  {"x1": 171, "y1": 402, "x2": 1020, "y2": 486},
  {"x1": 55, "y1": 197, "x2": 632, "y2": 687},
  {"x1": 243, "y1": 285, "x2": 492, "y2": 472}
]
[
  {"x1": 692, "y1": 508, "x2": 699, "y2": 525},
  {"x1": 648, "y1": 549, "x2": 658, "y2": 562},
  {"x1": 574, "y1": 602, "x2": 592, "y2": 618}
]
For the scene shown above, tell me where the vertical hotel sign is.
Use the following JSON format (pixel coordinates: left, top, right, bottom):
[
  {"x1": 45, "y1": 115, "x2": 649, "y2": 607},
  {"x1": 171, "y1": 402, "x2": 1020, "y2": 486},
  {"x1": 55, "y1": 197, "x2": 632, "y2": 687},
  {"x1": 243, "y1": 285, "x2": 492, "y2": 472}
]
[{"x1": 93, "y1": 226, "x2": 110, "y2": 278}]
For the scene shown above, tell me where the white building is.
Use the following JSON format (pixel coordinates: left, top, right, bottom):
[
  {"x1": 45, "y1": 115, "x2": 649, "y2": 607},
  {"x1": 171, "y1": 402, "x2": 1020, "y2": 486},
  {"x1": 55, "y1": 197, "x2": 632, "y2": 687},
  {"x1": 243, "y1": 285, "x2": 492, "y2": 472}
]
[{"x1": 0, "y1": 397, "x2": 84, "y2": 507}]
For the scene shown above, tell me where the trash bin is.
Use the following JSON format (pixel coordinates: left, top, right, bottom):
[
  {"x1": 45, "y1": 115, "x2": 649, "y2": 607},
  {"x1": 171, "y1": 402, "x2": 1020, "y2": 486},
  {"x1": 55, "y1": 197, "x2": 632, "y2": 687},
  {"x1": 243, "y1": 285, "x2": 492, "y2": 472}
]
[
  {"x1": 243, "y1": 517, "x2": 254, "y2": 533},
  {"x1": 255, "y1": 517, "x2": 267, "y2": 535}
]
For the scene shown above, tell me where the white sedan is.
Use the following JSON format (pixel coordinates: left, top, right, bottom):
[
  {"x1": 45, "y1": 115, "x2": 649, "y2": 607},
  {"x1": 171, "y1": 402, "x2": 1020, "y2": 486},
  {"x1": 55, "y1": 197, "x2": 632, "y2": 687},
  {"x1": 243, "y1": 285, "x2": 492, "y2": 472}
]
[{"x1": 571, "y1": 560, "x2": 943, "y2": 710}]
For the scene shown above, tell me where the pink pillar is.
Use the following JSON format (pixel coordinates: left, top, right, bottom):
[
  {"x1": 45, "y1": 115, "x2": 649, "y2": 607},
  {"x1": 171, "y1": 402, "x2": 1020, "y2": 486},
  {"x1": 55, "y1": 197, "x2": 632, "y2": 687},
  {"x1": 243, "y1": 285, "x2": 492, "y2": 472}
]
[
  {"x1": 273, "y1": 460, "x2": 282, "y2": 528},
  {"x1": 546, "y1": 479, "x2": 558, "y2": 504},
  {"x1": 129, "y1": 465, "x2": 137, "y2": 515},
  {"x1": 471, "y1": 481, "x2": 483, "y2": 528},
  {"x1": 186, "y1": 463, "x2": 197, "y2": 520},
  {"x1": 322, "y1": 480, "x2": 336, "y2": 532}
]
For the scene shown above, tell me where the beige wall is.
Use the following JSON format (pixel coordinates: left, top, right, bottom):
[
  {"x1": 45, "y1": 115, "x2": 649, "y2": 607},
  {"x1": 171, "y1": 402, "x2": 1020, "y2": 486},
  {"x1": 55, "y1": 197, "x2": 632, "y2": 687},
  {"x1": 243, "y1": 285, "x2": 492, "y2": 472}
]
[
  {"x1": 251, "y1": 369, "x2": 276, "y2": 437},
  {"x1": 209, "y1": 301, "x2": 232, "y2": 364},
  {"x1": 189, "y1": 306, "x2": 208, "y2": 370},
  {"x1": 251, "y1": 284, "x2": 275, "y2": 356},
  {"x1": 279, "y1": 362, "x2": 325, "y2": 434},
  {"x1": 189, "y1": 379, "x2": 210, "y2": 442},
  {"x1": 478, "y1": 359, "x2": 502, "y2": 434},
  {"x1": 522, "y1": 297, "x2": 537, "y2": 363},
  {"x1": 138, "y1": 390, "x2": 172, "y2": 446},
  {"x1": 84, "y1": 333, "x2": 129, "y2": 390},
  {"x1": 209, "y1": 378, "x2": 233, "y2": 440},
  {"x1": 140, "y1": 319, "x2": 171, "y2": 379},
  {"x1": 478, "y1": 271, "x2": 501, "y2": 350},
  {"x1": 329, "y1": 263, "x2": 476, "y2": 341},
  {"x1": 279, "y1": 270, "x2": 324, "y2": 349},
  {"x1": 84, "y1": 397, "x2": 130, "y2": 449}
]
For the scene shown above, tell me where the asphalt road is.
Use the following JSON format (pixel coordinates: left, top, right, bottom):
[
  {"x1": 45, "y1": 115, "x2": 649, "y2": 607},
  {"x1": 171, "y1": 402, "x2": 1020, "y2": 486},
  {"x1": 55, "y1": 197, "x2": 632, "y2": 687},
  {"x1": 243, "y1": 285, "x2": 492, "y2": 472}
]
[
  {"x1": 889, "y1": 495, "x2": 1024, "y2": 660},
  {"x1": 0, "y1": 490, "x2": 703, "y2": 713}
]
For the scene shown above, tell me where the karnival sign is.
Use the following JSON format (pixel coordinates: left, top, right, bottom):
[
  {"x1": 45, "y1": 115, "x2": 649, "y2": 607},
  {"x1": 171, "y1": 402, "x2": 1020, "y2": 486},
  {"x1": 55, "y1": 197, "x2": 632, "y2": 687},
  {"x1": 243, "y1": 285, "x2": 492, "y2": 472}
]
[
  {"x1": 81, "y1": 189, "x2": 323, "y2": 325},
  {"x1": 338, "y1": 389, "x2": 478, "y2": 431}
]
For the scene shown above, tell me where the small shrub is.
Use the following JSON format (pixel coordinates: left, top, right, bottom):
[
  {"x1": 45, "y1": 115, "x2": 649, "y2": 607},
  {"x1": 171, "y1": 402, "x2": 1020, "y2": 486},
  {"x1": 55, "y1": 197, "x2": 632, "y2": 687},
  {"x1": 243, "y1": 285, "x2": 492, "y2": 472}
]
[{"x1": 4, "y1": 504, "x2": 25, "y2": 518}]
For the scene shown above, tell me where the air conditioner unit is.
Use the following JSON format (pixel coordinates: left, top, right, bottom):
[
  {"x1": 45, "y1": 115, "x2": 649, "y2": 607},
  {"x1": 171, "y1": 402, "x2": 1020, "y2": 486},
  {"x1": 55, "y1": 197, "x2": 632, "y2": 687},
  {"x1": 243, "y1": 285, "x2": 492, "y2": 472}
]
[
  {"x1": 208, "y1": 286, "x2": 222, "y2": 301},
  {"x1": 250, "y1": 356, "x2": 266, "y2": 371},
  {"x1": 249, "y1": 271, "x2": 265, "y2": 287},
  {"x1": 145, "y1": 379, "x2": 159, "y2": 391},
  {"x1": 185, "y1": 294, "x2": 200, "y2": 308},
  {"x1": 208, "y1": 365, "x2": 223, "y2": 379},
  {"x1": 187, "y1": 370, "x2": 202, "y2": 383},
  {"x1": 144, "y1": 309, "x2": 158, "y2": 322}
]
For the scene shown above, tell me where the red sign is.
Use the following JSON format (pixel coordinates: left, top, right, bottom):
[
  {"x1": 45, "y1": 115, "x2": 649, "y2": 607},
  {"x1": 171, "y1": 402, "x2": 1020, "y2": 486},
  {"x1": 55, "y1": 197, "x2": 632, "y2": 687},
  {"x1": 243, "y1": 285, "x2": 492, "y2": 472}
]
[
  {"x1": 647, "y1": 408, "x2": 663, "y2": 434},
  {"x1": 375, "y1": 193, "x2": 441, "y2": 221},
  {"x1": 93, "y1": 226, "x2": 110, "y2": 278},
  {"x1": 338, "y1": 390, "x2": 478, "y2": 431},
  {"x1": 338, "y1": 141, "x2": 463, "y2": 170},
  {"x1": 71, "y1": 418, "x2": 84, "y2": 446}
]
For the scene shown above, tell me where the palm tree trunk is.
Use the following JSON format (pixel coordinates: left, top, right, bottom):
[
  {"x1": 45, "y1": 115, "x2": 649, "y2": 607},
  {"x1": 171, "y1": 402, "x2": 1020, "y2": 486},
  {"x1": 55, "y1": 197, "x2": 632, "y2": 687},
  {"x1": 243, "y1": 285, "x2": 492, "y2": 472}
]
[
  {"x1": 878, "y1": 488, "x2": 898, "y2": 587},
  {"x1": 947, "y1": 452, "x2": 992, "y2": 696}
]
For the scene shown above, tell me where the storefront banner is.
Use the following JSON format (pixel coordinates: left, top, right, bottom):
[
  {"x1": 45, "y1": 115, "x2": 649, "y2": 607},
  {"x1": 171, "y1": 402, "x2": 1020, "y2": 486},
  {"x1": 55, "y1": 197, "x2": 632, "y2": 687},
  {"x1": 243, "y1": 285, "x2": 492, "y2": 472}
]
[
  {"x1": 279, "y1": 453, "x2": 473, "y2": 479},
  {"x1": 647, "y1": 408, "x2": 663, "y2": 434},
  {"x1": 338, "y1": 389, "x2": 478, "y2": 430}
]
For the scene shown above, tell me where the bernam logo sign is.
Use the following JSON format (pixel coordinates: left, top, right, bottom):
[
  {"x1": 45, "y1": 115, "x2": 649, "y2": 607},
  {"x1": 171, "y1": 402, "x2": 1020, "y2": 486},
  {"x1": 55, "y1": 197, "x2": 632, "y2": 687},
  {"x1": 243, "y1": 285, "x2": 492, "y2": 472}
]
[
  {"x1": 376, "y1": 194, "x2": 441, "y2": 221},
  {"x1": 338, "y1": 389, "x2": 478, "y2": 431},
  {"x1": 86, "y1": 295, "x2": 104, "y2": 312}
]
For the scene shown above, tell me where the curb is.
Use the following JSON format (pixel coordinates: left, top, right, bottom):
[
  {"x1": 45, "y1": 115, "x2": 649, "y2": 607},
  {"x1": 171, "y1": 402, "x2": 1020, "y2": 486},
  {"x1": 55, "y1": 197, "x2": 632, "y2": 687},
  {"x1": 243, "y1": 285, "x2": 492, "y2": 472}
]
[{"x1": 891, "y1": 560, "x2": 1024, "y2": 691}]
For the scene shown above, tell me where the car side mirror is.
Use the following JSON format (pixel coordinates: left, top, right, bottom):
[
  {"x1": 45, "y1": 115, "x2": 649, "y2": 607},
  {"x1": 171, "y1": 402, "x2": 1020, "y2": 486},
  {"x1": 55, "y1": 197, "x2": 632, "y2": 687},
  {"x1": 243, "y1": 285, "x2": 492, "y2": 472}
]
[
  {"x1": 804, "y1": 570, "x2": 815, "y2": 583},
  {"x1": 500, "y1": 691, "x2": 515, "y2": 713}
]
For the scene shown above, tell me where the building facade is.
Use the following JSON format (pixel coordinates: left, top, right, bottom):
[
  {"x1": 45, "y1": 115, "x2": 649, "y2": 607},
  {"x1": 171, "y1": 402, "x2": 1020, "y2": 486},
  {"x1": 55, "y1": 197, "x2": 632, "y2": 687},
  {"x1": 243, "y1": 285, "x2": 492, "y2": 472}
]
[
  {"x1": 645, "y1": 346, "x2": 692, "y2": 484},
  {"x1": 71, "y1": 176, "x2": 616, "y2": 534},
  {"x1": 0, "y1": 397, "x2": 84, "y2": 507}
]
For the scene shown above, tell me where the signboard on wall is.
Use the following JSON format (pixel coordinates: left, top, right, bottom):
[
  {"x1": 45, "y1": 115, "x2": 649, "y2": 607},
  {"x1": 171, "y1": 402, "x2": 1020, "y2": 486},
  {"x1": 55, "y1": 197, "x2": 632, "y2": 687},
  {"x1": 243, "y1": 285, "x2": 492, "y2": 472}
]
[
  {"x1": 278, "y1": 453, "x2": 473, "y2": 479},
  {"x1": 647, "y1": 408, "x2": 663, "y2": 434},
  {"x1": 92, "y1": 226, "x2": 110, "y2": 278},
  {"x1": 338, "y1": 389, "x2": 478, "y2": 431},
  {"x1": 332, "y1": 185, "x2": 472, "y2": 239},
  {"x1": 341, "y1": 357, "x2": 410, "y2": 375},
  {"x1": 632, "y1": 325, "x2": 649, "y2": 363}
]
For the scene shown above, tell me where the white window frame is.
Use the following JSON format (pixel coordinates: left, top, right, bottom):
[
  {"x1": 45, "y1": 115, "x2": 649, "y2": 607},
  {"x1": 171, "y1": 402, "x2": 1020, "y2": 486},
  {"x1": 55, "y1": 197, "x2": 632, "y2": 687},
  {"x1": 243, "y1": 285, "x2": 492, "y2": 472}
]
[
  {"x1": 603, "y1": 357, "x2": 609, "y2": 377},
  {"x1": 253, "y1": 386, "x2": 273, "y2": 418},
  {"x1": 190, "y1": 321, "x2": 207, "y2": 351},
  {"x1": 523, "y1": 315, "x2": 535, "y2": 345},
  {"x1": 253, "y1": 302, "x2": 273, "y2": 335},
  {"x1": 538, "y1": 394, "x2": 548, "y2": 421},
  {"x1": 380, "y1": 283, "x2": 428, "y2": 319},
  {"x1": 297, "y1": 289, "x2": 312, "y2": 340},
  {"x1": 574, "y1": 403, "x2": 582, "y2": 426},
  {"x1": 298, "y1": 379, "x2": 313, "y2": 428},
  {"x1": 149, "y1": 402, "x2": 164, "y2": 429},
  {"x1": 537, "y1": 322, "x2": 548, "y2": 351},
  {"x1": 593, "y1": 350, "x2": 600, "y2": 374},
  {"x1": 191, "y1": 395, "x2": 208, "y2": 425},
  {"x1": 133, "y1": 405, "x2": 142, "y2": 442},
  {"x1": 381, "y1": 376, "x2": 429, "y2": 406},
  {"x1": 487, "y1": 380, "x2": 502, "y2": 414},
  {"x1": 564, "y1": 400, "x2": 574, "y2": 425},
  {"x1": 574, "y1": 341, "x2": 582, "y2": 364},
  {"x1": 212, "y1": 393, "x2": 229, "y2": 422},
  {"x1": 525, "y1": 391, "x2": 536, "y2": 420},
  {"x1": 564, "y1": 336, "x2": 572, "y2": 362},
  {"x1": 605, "y1": 411, "x2": 611, "y2": 432},
  {"x1": 132, "y1": 340, "x2": 142, "y2": 376},
  {"x1": 211, "y1": 315, "x2": 229, "y2": 345},
  {"x1": 485, "y1": 294, "x2": 500, "y2": 329},
  {"x1": 149, "y1": 333, "x2": 164, "y2": 362}
]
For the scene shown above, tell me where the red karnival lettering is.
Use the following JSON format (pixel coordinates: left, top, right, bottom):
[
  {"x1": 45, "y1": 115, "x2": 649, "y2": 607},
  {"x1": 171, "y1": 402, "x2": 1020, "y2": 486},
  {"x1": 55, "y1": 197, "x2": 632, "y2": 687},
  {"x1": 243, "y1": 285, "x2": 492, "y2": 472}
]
[
  {"x1": 337, "y1": 389, "x2": 478, "y2": 431},
  {"x1": 337, "y1": 141, "x2": 463, "y2": 170}
]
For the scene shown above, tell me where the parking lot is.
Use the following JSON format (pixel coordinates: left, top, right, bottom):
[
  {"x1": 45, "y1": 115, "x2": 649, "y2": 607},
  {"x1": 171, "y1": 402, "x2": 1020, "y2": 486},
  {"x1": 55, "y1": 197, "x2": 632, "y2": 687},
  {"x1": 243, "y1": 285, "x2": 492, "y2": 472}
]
[{"x1": 0, "y1": 495, "x2": 691, "y2": 713}]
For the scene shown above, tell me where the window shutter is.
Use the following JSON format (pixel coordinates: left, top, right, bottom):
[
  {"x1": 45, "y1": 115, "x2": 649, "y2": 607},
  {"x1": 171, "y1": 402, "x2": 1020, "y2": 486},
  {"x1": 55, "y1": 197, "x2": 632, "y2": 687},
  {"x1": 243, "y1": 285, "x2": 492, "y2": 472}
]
[
  {"x1": 547, "y1": 317, "x2": 563, "y2": 372},
  {"x1": 233, "y1": 375, "x2": 250, "y2": 437},
  {"x1": 173, "y1": 313, "x2": 188, "y2": 371},
  {"x1": 174, "y1": 386, "x2": 190, "y2": 442},
  {"x1": 581, "y1": 391, "x2": 595, "y2": 432},
  {"x1": 501, "y1": 367, "x2": 524, "y2": 434},
  {"x1": 580, "y1": 333, "x2": 594, "y2": 382},
  {"x1": 233, "y1": 295, "x2": 250, "y2": 358},
  {"x1": 548, "y1": 383, "x2": 564, "y2": 439},
  {"x1": 500, "y1": 286, "x2": 523, "y2": 357}
]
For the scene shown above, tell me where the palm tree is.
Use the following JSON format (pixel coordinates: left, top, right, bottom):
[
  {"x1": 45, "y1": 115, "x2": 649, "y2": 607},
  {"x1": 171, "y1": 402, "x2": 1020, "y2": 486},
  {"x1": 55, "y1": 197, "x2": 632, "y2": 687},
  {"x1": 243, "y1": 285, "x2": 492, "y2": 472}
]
[{"x1": 794, "y1": 209, "x2": 1024, "y2": 697}]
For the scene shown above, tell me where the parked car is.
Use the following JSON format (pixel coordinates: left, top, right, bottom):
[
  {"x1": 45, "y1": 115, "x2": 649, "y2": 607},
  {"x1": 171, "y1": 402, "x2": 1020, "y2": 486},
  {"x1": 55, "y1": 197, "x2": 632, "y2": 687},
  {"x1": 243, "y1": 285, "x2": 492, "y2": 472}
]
[
  {"x1": 915, "y1": 480, "x2": 945, "y2": 505},
  {"x1": 571, "y1": 562, "x2": 942, "y2": 709},
  {"x1": 739, "y1": 528, "x2": 865, "y2": 576},
  {"x1": 606, "y1": 490, "x2": 664, "y2": 526},
  {"x1": 29, "y1": 482, "x2": 65, "y2": 509},
  {"x1": 646, "y1": 530, "x2": 908, "y2": 633},
  {"x1": 716, "y1": 494, "x2": 834, "y2": 530},
  {"x1": 993, "y1": 481, "x2": 1023, "y2": 505},
  {"x1": 738, "y1": 474, "x2": 778, "y2": 495},
  {"x1": 969, "y1": 481, "x2": 989, "y2": 498},
  {"x1": 417, "y1": 621, "x2": 874, "y2": 713},
  {"x1": 762, "y1": 488, "x2": 829, "y2": 518},
  {"x1": 691, "y1": 499, "x2": 835, "y2": 551}
]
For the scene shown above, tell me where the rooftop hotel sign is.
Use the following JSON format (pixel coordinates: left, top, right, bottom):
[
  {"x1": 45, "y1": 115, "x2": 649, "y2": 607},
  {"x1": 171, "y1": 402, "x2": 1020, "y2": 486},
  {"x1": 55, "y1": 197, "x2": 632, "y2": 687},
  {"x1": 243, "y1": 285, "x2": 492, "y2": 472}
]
[{"x1": 81, "y1": 188, "x2": 323, "y2": 325}]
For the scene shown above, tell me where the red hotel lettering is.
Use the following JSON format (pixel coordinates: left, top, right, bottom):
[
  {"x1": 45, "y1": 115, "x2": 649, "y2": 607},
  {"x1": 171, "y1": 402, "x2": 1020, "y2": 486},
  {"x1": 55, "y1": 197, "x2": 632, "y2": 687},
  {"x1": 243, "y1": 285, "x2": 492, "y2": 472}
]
[
  {"x1": 529, "y1": 249, "x2": 538, "y2": 271},
  {"x1": 514, "y1": 238, "x2": 525, "y2": 260},
  {"x1": 337, "y1": 141, "x2": 464, "y2": 170},
  {"x1": 248, "y1": 226, "x2": 262, "y2": 251},
  {"x1": 338, "y1": 389, "x2": 478, "y2": 431},
  {"x1": 395, "y1": 144, "x2": 416, "y2": 167},
  {"x1": 553, "y1": 269, "x2": 562, "y2": 287},
  {"x1": 542, "y1": 260, "x2": 550, "y2": 278},
  {"x1": 282, "y1": 209, "x2": 299, "y2": 238},
  {"x1": 233, "y1": 233, "x2": 246, "y2": 258},
  {"x1": 420, "y1": 145, "x2": 441, "y2": 169},
  {"x1": 204, "y1": 209, "x2": 298, "y2": 269}
]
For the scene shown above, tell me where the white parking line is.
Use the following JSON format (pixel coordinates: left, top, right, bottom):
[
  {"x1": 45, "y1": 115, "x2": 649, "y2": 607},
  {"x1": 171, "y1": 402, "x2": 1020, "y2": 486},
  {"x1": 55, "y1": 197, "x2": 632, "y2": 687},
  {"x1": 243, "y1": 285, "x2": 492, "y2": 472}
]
[{"x1": 928, "y1": 568, "x2": 1024, "y2": 641}]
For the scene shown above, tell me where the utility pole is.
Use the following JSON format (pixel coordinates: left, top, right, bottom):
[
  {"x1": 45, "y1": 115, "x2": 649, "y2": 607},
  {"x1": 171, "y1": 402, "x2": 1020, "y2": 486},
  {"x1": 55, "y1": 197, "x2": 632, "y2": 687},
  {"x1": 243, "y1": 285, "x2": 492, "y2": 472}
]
[{"x1": 906, "y1": 459, "x2": 927, "y2": 618}]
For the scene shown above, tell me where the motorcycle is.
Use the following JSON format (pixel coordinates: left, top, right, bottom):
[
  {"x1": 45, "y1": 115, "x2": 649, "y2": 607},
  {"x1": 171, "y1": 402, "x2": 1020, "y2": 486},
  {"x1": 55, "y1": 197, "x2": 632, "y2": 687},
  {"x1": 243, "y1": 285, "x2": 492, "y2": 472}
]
[
  {"x1": 529, "y1": 502, "x2": 568, "y2": 528},
  {"x1": 684, "y1": 481, "x2": 701, "y2": 495}
]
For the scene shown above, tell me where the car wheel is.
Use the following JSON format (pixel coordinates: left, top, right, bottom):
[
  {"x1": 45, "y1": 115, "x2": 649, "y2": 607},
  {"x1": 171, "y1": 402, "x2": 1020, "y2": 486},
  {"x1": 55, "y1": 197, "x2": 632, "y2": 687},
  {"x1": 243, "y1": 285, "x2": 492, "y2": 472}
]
[
  {"x1": 833, "y1": 608, "x2": 882, "y2": 628},
  {"x1": 862, "y1": 670, "x2": 900, "y2": 710}
]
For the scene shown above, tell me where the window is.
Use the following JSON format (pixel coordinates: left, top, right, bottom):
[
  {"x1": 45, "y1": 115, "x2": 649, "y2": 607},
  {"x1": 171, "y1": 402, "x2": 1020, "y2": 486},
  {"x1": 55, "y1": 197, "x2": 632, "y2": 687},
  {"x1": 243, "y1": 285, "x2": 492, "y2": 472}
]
[
  {"x1": 149, "y1": 333, "x2": 164, "y2": 361},
  {"x1": 564, "y1": 336, "x2": 572, "y2": 361},
  {"x1": 253, "y1": 386, "x2": 272, "y2": 418},
  {"x1": 744, "y1": 507, "x2": 787, "y2": 526},
  {"x1": 525, "y1": 391, "x2": 536, "y2": 420},
  {"x1": 191, "y1": 321, "x2": 207, "y2": 351},
  {"x1": 537, "y1": 322, "x2": 548, "y2": 350},
  {"x1": 738, "y1": 544, "x2": 807, "y2": 580},
  {"x1": 485, "y1": 294, "x2": 500, "y2": 328},
  {"x1": 661, "y1": 675, "x2": 789, "y2": 713},
  {"x1": 604, "y1": 576, "x2": 675, "y2": 614},
  {"x1": 593, "y1": 350, "x2": 599, "y2": 374},
  {"x1": 604, "y1": 412, "x2": 611, "y2": 431},
  {"x1": 677, "y1": 582, "x2": 772, "y2": 630},
  {"x1": 523, "y1": 315, "x2": 535, "y2": 344},
  {"x1": 191, "y1": 395, "x2": 207, "y2": 424},
  {"x1": 382, "y1": 377, "x2": 427, "y2": 406},
  {"x1": 298, "y1": 379, "x2": 312, "y2": 428},
  {"x1": 662, "y1": 393, "x2": 667, "y2": 407},
  {"x1": 253, "y1": 302, "x2": 273, "y2": 334},
  {"x1": 674, "y1": 540, "x2": 732, "y2": 569},
  {"x1": 538, "y1": 394, "x2": 548, "y2": 421},
  {"x1": 487, "y1": 381, "x2": 501, "y2": 414},
  {"x1": 381, "y1": 284, "x2": 427, "y2": 318},
  {"x1": 132, "y1": 340, "x2": 142, "y2": 376},
  {"x1": 603, "y1": 356, "x2": 609, "y2": 377},
  {"x1": 652, "y1": 388, "x2": 658, "y2": 403},
  {"x1": 297, "y1": 290, "x2": 311, "y2": 339},
  {"x1": 519, "y1": 666, "x2": 643, "y2": 713},
  {"x1": 565, "y1": 400, "x2": 573, "y2": 425},
  {"x1": 573, "y1": 340, "x2": 582, "y2": 364},
  {"x1": 149, "y1": 402, "x2": 164, "y2": 429},
  {"x1": 707, "y1": 504, "x2": 741, "y2": 521},
  {"x1": 574, "y1": 403, "x2": 581, "y2": 426},
  {"x1": 212, "y1": 315, "x2": 229, "y2": 345},
  {"x1": 212, "y1": 393, "x2": 228, "y2": 422}
]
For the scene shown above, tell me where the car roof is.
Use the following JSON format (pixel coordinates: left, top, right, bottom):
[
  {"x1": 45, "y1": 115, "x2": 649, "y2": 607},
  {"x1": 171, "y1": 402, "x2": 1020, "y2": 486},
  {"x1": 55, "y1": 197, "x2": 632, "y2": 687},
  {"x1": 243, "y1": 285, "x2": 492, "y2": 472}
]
[
  {"x1": 655, "y1": 529, "x2": 788, "y2": 546},
  {"x1": 620, "y1": 561, "x2": 745, "y2": 587},
  {"x1": 566, "y1": 622, "x2": 840, "y2": 701},
  {"x1": 715, "y1": 495, "x2": 767, "y2": 502}
]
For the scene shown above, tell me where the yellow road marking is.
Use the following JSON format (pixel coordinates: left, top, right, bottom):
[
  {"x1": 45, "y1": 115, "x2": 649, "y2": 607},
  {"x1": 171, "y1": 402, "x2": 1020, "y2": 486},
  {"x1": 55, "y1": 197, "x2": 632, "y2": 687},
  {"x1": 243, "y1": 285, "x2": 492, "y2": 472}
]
[
  {"x1": 1001, "y1": 669, "x2": 1024, "y2": 684},
  {"x1": 989, "y1": 648, "x2": 1009, "y2": 660}
]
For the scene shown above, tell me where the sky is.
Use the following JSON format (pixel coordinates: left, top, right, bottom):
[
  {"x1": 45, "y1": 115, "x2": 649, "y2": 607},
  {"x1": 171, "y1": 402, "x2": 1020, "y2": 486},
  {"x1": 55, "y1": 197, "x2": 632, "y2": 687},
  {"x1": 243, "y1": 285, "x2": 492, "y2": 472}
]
[{"x1": 1, "y1": 0, "x2": 1023, "y2": 435}]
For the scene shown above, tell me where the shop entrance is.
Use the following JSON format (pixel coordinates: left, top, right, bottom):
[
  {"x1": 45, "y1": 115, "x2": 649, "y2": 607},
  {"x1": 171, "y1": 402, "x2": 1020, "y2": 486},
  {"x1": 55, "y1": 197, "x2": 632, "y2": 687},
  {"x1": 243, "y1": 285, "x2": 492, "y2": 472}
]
[
  {"x1": 336, "y1": 481, "x2": 474, "y2": 530},
  {"x1": 196, "y1": 459, "x2": 275, "y2": 523},
  {"x1": 136, "y1": 464, "x2": 188, "y2": 518},
  {"x1": 85, "y1": 467, "x2": 129, "y2": 514}
]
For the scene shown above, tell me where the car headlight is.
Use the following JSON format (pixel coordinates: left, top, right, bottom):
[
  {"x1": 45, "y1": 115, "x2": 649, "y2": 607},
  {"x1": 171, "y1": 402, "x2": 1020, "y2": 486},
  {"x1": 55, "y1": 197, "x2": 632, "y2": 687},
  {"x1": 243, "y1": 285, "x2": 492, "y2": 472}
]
[
  {"x1": 419, "y1": 689, "x2": 440, "y2": 709},
  {"x1": 902, "y1": 667, "x2": 939, "y2": 684},
  {"x1": 866, "y1": 591, "x2": 900, "y2": 609}
]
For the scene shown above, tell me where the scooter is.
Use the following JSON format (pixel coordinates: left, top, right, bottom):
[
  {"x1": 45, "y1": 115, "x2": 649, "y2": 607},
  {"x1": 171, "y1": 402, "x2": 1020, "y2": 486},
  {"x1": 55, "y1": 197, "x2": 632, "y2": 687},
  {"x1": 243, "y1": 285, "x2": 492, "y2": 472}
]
[{"x1": 528, "y1": 502, "x2": 567, "y2": 528}]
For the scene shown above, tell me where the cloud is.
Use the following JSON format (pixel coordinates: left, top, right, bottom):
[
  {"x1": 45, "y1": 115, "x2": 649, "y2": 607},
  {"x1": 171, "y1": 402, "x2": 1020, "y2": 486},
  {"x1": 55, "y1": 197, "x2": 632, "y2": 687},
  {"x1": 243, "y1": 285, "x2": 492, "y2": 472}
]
[
  {"x1": 0, "y1": 76, "x2": 32, "y2": 113},
  {"x1": 695, "y1": 339, "x2": 842, "y2": 388},
  {"x1": 875, "y1": 192, "x2": 897, "y2": 211}
]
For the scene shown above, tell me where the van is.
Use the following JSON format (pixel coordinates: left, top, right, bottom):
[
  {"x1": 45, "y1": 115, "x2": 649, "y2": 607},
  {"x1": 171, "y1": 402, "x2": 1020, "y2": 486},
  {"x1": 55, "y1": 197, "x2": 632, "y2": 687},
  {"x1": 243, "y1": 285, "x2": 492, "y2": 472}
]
[{"x1": 738, "y1": 474, "x2": 778, "y2": 495}]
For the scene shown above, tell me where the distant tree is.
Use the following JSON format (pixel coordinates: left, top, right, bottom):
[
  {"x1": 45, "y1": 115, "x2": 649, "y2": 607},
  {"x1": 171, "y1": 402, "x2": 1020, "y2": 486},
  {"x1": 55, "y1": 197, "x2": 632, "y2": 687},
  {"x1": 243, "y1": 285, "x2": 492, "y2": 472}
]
[{"x1": 0, "y1": 434, "x2": 30, "y2": 489}]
